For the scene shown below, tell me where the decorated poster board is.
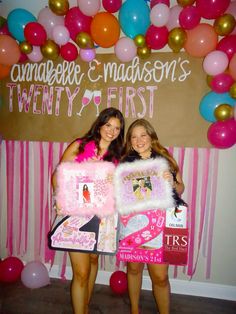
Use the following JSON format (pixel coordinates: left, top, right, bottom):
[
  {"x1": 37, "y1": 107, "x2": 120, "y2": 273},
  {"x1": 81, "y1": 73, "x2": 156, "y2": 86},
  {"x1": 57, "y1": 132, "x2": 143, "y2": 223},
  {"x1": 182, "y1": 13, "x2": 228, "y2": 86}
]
[
  {"x1": 56, "y1": 161, "x2": 116, "y2": 217},
  {"x1": 0, "y1": 52, "x2": 211, "y2": 147},
  {"x1": 48, "y1": 214, "x2": 118, "y2": 255},
  {"x1": 117, "y1": 205, "x2": 188, "y2": 265}
]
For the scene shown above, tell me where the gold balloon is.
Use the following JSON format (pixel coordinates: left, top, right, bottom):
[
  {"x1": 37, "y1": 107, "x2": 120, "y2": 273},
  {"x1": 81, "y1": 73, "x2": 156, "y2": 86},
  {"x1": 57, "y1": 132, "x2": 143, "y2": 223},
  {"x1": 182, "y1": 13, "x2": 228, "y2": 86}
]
[
  {"x1": 75, "y1": 32, "x2": 94, "y2": 49},
  {"x1": 229, "y1": 82, "x2": 236, "y2": 99},
  {"x1": 41, "y1": 40, "x2": 60, "y2": 60},
  {"x1": 214, "y1": 14, "x2": 236, "y2": 36},
  {"x1": 214, "y1": 104, "x2": 233, "y2": 121},
  {"x1": 177, "y1": 0, "x2": 195, "y2": 7},
  {"x1": 49, "y1": 0, "x2": 69, "y2": 16},
  {"x1": 168, "y1": 27, "x2": 187, "y2": 53},
  {"x1": 19, "y1": 41, "x2": 32, "y2": 54},
  {"x1": 137, "y1": 46, "x2": 151, "y2": 59},
  {"x1": 134, "y1": 34, "x2": 146, "y2": 48},
  {"x1": 206, "y1": 75, "x2": 213, "y2": 88}
]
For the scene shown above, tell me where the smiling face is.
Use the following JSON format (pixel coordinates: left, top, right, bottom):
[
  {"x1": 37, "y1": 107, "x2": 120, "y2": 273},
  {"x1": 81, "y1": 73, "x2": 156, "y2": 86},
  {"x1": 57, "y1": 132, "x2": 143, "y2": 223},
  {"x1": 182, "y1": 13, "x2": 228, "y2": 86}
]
[
  {"x1": 99, "y1": 117, "x2": 121, "y2": 146},
  {"x1": 130, "y1": 125, "x2": 152, "y2": 159}
]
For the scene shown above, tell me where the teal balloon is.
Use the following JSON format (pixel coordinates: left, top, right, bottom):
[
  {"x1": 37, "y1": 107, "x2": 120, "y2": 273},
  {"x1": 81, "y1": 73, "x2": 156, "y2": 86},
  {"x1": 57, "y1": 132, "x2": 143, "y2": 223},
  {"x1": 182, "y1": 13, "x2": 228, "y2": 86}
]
[
  {"x1": 119, "y1": 0, "x2": 150, "y2": 39},
  {"x1": 7, "y1": 9, "x2": 36, "y2": 42},
  {"x1": 199, "y1": 91, "x2": 236, "y2": 122}
]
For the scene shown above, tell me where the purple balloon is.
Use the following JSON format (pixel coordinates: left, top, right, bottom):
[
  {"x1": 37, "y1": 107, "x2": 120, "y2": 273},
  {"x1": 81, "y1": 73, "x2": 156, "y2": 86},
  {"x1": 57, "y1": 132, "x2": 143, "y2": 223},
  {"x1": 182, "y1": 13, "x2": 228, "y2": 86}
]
[
  {"x1": 80, "y1": 48, "x2": 96, "y2": 62},
  {"x1": 21, "y1": 261, "x2": 50, "y2": 289},
  {"x1": 207, "y1": 118, "x2": 236, "y2": 149}
]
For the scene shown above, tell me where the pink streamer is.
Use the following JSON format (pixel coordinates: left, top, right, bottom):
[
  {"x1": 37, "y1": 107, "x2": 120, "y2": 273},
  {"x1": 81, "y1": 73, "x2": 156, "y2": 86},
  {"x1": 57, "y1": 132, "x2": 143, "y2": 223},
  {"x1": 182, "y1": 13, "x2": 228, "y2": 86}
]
[
  {"x1": 17, "y1": 142, "x2": 24, "y2": 254},
  {"x1": 23, "y1": 141, "x2": 29, "y2": 254}
]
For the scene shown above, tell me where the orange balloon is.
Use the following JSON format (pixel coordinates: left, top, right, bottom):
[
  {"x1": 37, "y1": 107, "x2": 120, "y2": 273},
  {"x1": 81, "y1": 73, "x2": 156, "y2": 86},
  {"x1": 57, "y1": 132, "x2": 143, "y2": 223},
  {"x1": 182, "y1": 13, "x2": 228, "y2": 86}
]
[
  {"x1": 184, "y1": 24, "x2": 218, "y2": 58},
  {"x1": 229, "y1": 54, "x2": 236, "y2": 81},
  {"x1": 90, "y1": 12, "x2": 120, "y2": 48},
  {"x1": 0, "y1": 63, "x2": 11, "y2": 79},
  {"x1": 0, "y1": 35, "x2": 21, "y2": 65}
]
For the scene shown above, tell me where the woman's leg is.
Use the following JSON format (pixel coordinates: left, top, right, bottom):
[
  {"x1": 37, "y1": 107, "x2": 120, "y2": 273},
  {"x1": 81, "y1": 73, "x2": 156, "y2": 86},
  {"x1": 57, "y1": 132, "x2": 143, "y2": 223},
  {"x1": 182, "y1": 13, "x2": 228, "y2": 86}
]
[
  {"x1": 88, "y1": 253, "x2": 99, "y2": 302},
  {"x1": 147, "y1": 263, "x2": 170, "y2": 314},
  {"x1": 127, "y1": 262, "x2": 144, "y2": 314},
  {"x1": 69, "y1": 252, "x2": 99, "y2": 314}
]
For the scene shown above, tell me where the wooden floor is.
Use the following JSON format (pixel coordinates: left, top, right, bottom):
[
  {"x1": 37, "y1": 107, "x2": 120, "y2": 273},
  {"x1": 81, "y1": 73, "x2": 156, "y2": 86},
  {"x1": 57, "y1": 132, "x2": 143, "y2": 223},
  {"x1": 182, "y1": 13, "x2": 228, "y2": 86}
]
[{"x1": 0, "y1": 278, "x2": 235, "y2": 314}]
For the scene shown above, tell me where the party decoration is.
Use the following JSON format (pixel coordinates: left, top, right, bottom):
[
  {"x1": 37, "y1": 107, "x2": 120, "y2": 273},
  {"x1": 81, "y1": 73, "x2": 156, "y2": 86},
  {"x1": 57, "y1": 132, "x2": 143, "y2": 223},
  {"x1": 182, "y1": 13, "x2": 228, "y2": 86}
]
[
  {"x1": 196, "y1": 0, "x2": 230, "y2": 20},
  {"x1": 214, "y1": 104, "x2": 233, "y2": 121},
  {"x1": 21, "y1": 261, "x2": 50, "y2": 289},
  {"x1": 52, "y1": 25, "x2": 70, "y2": 46},
  {"x1": 203, "y1": 50, "x2": 229, "y2": 76},
  {"x1": 24, "y1": 22, "x2": 47, "y2": 46},
  {"x1": 0, "y1": 256, "x2": 24, "y2": 283},
  {"x1": 41, "y1": 39, "x2": 60, "y2": 60},
  {"x1": 230, "y1": 82, "x2": 236, "y2": 99},
  {"x1": 216, "y1": 35, "x2": 236, "y2": 61},
  {"x1": 18, "y1": 52, "x2": 28, "y2": 63},
  {"x1": 134, "y1": 34, "x2": 146, "y2": 48},
  {"x1": 168, "y1": 27, "x2": 187, "y2": 53},
  {"x1": 184, "y1": 23, "x2": 218, "y2": 58},
  {"x1": 145, "y1": 25, "x2": 169, "y2": 50},
  {"x1": 64, "y1": 7, "x2": 92, "y2": 41},
  {"x1": 19, "y1": 41, "x2": 33, "y2": 54},
  {"x1": 0, "y1": 63, "x2": 11, "y2": 79},
  {"x1": 229, "y1": 54, "x2": 236, "y2": 81},
  {"x1": 0, "y1": 23, "x2": 11, "y2": 36},
  {"x1": 60, "y1": 42, "x2": 78, "y2": 61},
  {"x1": 114, "y1": 158, "x2": 175, "y2": 215},
  {"x1": 177, "y1": 0, "x2": 195, "y2": 7},
  {"x1": 210, "y1": 73, "x2": 234, "y2": 93},
  {"x1": 179, "y1": 5, "x2": 201, "y2": 30},
  {"x1": 49, "y1": 0, "x2": 69, "y2": 16},
  {"x1": 0, "y1": 34, "x2": 21, "y2": 65},
  {"x1": 199, "y1": 91, "x2": 235, "y2": 122},
  {"x1": 78, "y1": 0, "x2": 101, "y2": 17},
  {"x1": 206, "y1": 74, "x2": 213, "y2": 88},
  {"x1": 150, "y1": 0, "x2": 170, "y2": 9},
  {"x1": 7, "y1": 8, "x2": 36, "y2": 42},
  {"x1": 27, "y1": 46, "x2": 43, "y2": 62},
  {"x1": 166, "y1": 4, "x2": 181, "y2": 30},
  {"x1": 102, "y1": 0, "x2": 122, "y2": 13},
  {"x1": 115, "y1": 37, "x2": 137, "y2": 62},
  {"x1": 137, "y1": 45, "x2": 151, "y2": 59},
  {"x1": 119, "y1": 0, "x2": 150, "y2": 39},
  {"x1": 109, "y1": 271, "x2": 128, "y2": 295},
  {"x1": 90, "y1": 12, "x2": 120, "y2": 48},
  {"x1": 38, "y1": 7, "x2": 64, "y2": 39},
  {"x1": 49, "y1": 214, "x2": 118, "y2": 254},
  {"x1": 150, "y1": 3, "x2": 170, "y2": 27},
  {"x1": 75, "y1": 32, "x2": 94, "y2": 49},
  {"x1": 207, "y1": 119, "x2": 236, "y2": 149},
  {"x1": 0, "y1": 16, "x2": 6, "y2": 28},
  {"x1": 80, "y1": 48, "x2": 96, "y2": 62},
  {"x1": 214, "y1": 14, "x2": 236, "y2": 36},
  {"x1": 56, "y1": 161, "x2": 116, "y2": 216}
]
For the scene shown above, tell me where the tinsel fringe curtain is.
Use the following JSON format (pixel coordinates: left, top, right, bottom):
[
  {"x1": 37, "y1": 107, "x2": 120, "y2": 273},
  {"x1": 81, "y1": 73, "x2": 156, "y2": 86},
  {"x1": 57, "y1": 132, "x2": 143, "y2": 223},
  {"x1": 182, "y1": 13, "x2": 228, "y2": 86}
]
[{"x1": 0, "y1": 141, "x2": 218, "y2": 279}]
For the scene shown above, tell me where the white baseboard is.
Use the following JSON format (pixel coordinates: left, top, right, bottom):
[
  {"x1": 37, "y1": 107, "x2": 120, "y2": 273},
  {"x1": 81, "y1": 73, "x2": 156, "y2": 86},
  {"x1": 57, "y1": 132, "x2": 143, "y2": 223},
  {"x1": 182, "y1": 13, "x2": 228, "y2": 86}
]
[{"x1": 47, "y1": 265, "x2": 236, "y2": 301}]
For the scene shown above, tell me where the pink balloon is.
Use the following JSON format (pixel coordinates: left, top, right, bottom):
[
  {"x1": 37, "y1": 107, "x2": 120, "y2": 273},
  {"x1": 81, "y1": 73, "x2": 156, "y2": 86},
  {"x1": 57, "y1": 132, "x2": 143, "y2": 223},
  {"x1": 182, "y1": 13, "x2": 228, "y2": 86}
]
[
  {"x1": 229, "y1": 54, "x2": 236, "y2": 80},
  {"x1": 21, "y1": 261, "x2": 50, "y2": 289},
  {"x1": 38, "y1": 7, "x2": 64, "y2": 39},
  {"x1": 207, "y1": 118, "x2": 236, "y2": 149},
  {"x1": 203, "y1": 50, "x2": 229, "y2": 76},
  {"x1": 24, "y1": 22, "x2": 47, "y2": 46},
  {"x1": 150, "y1": 4, "x2": 170, "y2": 27},
  {"x1": 19, "y1": 52, "x2": 28, "y2": 63},
  {"x1": 109, "y1": 271, "x2": 128, "y2": 295},
  {"x1": 0, "y1": 257, "x2": 24, "y2": 283},
  {"x1": 60, "y1": 42, "x2": 78, "y2": 61},
  {"x1": 234, "y1": 105, "x2": 236, "y2": 120},
  {"x1": 0, "y1": 23, "x2": 11, "y2": 35},
  {"x1": 65, "y1": 7, "x2": 92, "y2": 41},
  {"x1": 52, "y1": 25, "x2": 70, "y2": 46},
  {"x1": 115, "y1": 37, "x2": 137, "y2": 62},
  {"x1": 80, "y1": 48, "x2": 96, "y2": 62},
  {"x1": 217, "y1": 35, "x2": 236, "y2": 60},
  {"x1": 102, "y1": 0, "x2": 122, "y2": 13},
  {"x1": 150, "y1": 0, "x2": 170, "y2": 9},
  {"x1": 226, "y1": 1, "x2": 236, "y2": 17},
  {"x1": 166, "y1": 5, "x2": 182, "y2": 30},
  {"x1": 196, "y1": 0, "x2": 230, "y2": 19},
  {"x1": 146, "y1": 25, "x2": 168, "y2": 50},
  {"x1": 78, "y1": 0, "x2": 101, "y2": 16},
  {"x1": 210, "y1": 73, "x2": 234, "y2": 93},
  {"x1": 27, "y1": 46, "x2": 43, "y2": 62},
  {"x1": 179, "y1": 6, "x2": 201, "y2": 30}
]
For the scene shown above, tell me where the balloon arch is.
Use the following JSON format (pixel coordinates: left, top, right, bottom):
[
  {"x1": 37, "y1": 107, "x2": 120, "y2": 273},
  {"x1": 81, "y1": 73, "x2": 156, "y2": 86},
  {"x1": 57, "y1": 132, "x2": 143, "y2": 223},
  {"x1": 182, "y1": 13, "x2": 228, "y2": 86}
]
[{"x1": 0, "y1": 0, "x2": 236, "y2": 148}]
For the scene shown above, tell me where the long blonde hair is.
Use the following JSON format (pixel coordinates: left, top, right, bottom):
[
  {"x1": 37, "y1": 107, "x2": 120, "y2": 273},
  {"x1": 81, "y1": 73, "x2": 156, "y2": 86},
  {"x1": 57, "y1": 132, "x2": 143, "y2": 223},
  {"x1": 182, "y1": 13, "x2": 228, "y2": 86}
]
[{"x1": 124, "y1": 119, "x2": 179, "y2": 173}]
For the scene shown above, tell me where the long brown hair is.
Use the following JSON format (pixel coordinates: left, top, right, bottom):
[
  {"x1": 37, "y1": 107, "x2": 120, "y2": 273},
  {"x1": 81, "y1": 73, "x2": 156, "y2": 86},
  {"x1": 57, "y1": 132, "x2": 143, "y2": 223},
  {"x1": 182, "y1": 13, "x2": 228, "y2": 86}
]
[{"x1": 124, "y1": 119, "x2": 179, "y2": 173}]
